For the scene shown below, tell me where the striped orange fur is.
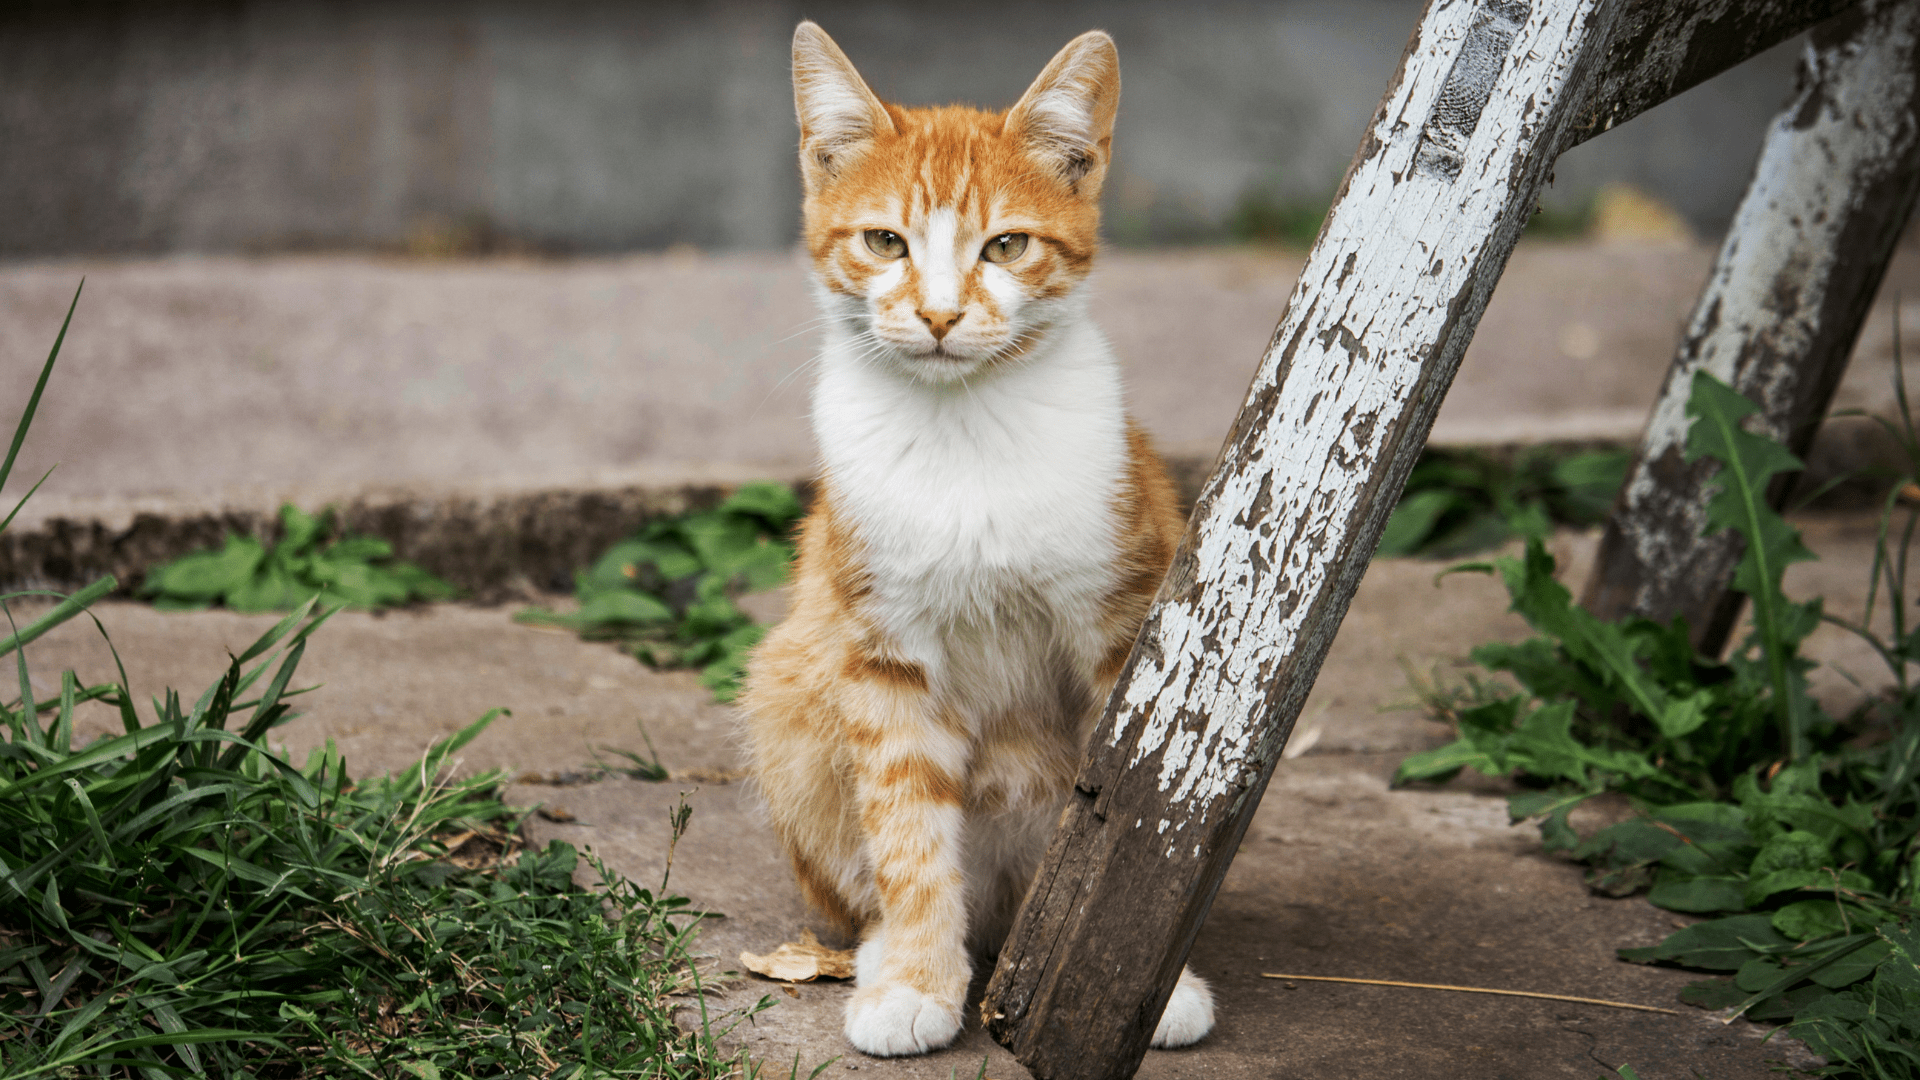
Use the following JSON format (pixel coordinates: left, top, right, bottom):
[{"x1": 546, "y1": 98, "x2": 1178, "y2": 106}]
[{"x1": 739, "y1": 21, "x2": 1214, "y2": 1058}]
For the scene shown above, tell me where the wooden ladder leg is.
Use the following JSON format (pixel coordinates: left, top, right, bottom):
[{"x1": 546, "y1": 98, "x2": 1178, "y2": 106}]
[
  {"x1": 982, "y1": 1, "x2": 1630, "y2": 1075},
  {"x1": 1581, "y1": 0, "x2": 1920, "y2": 655},
  {"x1": 981, "y1": 1, "x2": 1864, "y2": 1077}
]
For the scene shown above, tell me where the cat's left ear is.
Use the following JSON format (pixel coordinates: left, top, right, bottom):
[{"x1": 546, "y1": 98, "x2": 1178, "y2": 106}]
[{"x1": 1006, "y1": 31, "x2": 1120, "y2": 199}]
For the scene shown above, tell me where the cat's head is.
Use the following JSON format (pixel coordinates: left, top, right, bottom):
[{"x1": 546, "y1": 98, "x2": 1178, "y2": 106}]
[{"x1": 792, "y1": 22, "x2": 1119, "y2": 384}]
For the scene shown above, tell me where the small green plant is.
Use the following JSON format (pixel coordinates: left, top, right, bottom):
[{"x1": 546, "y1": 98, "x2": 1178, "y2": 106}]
[
  {"x1": 519, "y1": 482, "x2": 804, "y2": 701},
  {"x1": 1378, "y1": 445, "x2": 1629, "y2": 558},
  {"x1": 141, "y1": 503, "x2": 457, "y2": 611},
  {"x1": 1395, "y1": 372, "x2": 1920, "y2": 1076}
]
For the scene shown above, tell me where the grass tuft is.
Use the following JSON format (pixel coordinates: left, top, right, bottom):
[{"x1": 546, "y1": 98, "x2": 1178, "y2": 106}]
[
  {"x1": 1, "y1": 285, "x2": 769, "y2": 1077},
  {"x1": 0, "y1": 596, "x2": 770, "y2": 1077}
]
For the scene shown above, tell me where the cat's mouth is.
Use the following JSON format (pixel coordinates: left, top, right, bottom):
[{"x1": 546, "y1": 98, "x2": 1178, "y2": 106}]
[
  {"x1": 910, "y1": 342, "x2": 972, "y2": 362},
  {"x1": 878, "y1": 327, "x2": 1043, "y2": 375},
  {"x1": 893, "y1": 343, "x2": 989, "y2": 383},
  {"x1": 945, "y1": 329, "x2": 1043, "y2": 362}
]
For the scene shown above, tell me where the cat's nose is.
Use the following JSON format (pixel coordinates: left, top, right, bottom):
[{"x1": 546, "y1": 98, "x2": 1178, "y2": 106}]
[{"x1": 918, "y1": 308, "x2": 964, "y2": 341}]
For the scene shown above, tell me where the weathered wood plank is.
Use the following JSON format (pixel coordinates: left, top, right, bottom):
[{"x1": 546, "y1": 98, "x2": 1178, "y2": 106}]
[
  {"x1": 1563, "y1": 0, "x2": 1857, "y2": 152},
  {"x1": 1581, "y1": 0, "x2": 1920, "y2": 653},
  {"x1": 981, "y1": 1, "x2": 1628, "y2": 1075}
]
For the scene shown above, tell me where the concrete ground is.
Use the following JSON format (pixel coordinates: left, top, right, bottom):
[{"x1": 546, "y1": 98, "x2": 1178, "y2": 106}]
[
  {"x1": 3, "y1": 239, "x2": 1916, "y2": 1077},
  {"x1": 14, "y1": 519, "x2": 1893, "y2": 1079}
]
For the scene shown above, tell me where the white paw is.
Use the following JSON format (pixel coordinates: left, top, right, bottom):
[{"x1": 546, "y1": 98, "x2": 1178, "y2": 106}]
[
  {"x1": 845, "y1": 983, "x2": 963, "y2": 1057},
  {"x1": 1150, "y1": 968, "x2": 1215, "y2": 1049}
]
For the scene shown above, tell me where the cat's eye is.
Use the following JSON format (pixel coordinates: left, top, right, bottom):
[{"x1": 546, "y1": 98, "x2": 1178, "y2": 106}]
[
  {"x1": 864, "y1": 230, "x2": 908, "y2": 259},
  {"x1": 981, "y1": 233, "x2": 1029, "y2": 264}
]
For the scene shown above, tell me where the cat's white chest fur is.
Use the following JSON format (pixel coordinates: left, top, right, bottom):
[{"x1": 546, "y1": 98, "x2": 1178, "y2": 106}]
[{"x1": 813, "y1": 315, "x2": 1126, "y2": 688}]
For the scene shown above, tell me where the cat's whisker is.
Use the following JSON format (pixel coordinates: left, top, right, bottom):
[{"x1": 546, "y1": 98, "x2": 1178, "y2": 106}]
[
  {"x1": 772, "y1": 336, "x2": 850, "y2": 393},
  {"x1": 746, "y1": 354, "x2": 829, "y2": 424},
  {"x1": 764, "y1": 314, "x2": 839, "y2": 348},
  {"x1": 736, "y1": 314, "x2": 851, "y2": 424},
  {"x1": 990, "y1": 325, "x2": 1047, "y2": 369},
  {"x1": 753, "y1": 329, "x2": 893, "y2": 422},
  {"x1": 747, "y1": 337, "x2": 847, "y2": 422},
  {"x1": 842, "y1": 333, "x2": 895, "y2": 374}
]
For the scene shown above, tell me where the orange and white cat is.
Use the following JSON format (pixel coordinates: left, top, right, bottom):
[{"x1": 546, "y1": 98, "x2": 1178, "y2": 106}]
[{"x1": 740, "y1": 22, "x2": 1213, "y2": 1058}]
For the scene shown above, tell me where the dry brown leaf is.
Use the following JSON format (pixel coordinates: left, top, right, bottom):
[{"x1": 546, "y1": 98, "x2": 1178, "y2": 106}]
[{"x1": 741, "y1": 928, "x2": 855, "y2": 983}]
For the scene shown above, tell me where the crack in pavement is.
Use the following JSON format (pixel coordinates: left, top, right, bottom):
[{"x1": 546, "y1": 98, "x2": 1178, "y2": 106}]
[{"x1": 1560, "y1": 1023, "x2": 1615, "y2": 1075}]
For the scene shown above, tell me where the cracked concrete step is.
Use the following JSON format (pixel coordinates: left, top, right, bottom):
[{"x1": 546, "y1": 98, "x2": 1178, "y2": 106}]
[{"x1": 2, "y1": 241, "x2": 1915, "y2": 595}]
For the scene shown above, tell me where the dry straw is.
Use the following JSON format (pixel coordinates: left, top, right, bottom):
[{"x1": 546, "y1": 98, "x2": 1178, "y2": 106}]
[{"x1": 1261, "y1": 973, "x2": 1680, "y2": 1014}]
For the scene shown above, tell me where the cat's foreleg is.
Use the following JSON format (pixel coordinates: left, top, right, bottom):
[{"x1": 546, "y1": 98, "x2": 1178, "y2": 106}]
[{"x1": 842, "y1": 672, "x2": 971, "y2": 1057}]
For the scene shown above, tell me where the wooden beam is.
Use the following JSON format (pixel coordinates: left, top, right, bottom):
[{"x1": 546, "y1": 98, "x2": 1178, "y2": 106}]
[
  {"x1": 981, "y1": 1, "x2": 1895, "y2": 1076},
  {"x1": 1562, "y1": 0, "x2": 1857, "y2": 153},
  {"x1": 981, "y1": 2, "x2": 1628, "y2": 1075},
  {"x1": 1582, "y1": 0, "x2": 1920, "y2": 653}
]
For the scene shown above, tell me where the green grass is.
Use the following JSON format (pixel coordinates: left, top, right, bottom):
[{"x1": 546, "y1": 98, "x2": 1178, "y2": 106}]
[
  {"x1": 140, "y1": 504, "x2": 456, "y2": 612},
  {"x1": 517, "y1": 484, "x2": 804, "y2": 702},
  {"x1": 1396, "y1": 371, "x2": 1920, "y2": 1078},
  {"x1": 0, "y1": 286, "x2": 770, "y2": 1078},
  {"x1": 0, "y1": 652, "x2": 767, "y2": 1077}
]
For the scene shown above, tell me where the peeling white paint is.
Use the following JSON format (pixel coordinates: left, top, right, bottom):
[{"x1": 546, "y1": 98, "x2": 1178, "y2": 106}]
[
  {"x1": 1102, "y1": 0, "x2": 1612, "y2": 838},
  {"x1": 983, "y1": 1, "x2": 1889, "y2": 1060},
  {"x1": 1565, "y1": 1, "x2": 1844, "y2": 157},
  {"x1": 1609, "y1": 2, "x2": 1920, "y2": 616}
]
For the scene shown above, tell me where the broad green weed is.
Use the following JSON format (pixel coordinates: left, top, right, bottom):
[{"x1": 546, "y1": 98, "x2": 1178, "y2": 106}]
[
  {"x1": 1376, "y1": 444, "x2": 1629, "y2": 558},
  {"x1": 1398, "y1": 370, "x2": 1920, "y2": 1077},
  {"x1": 141, "y1": 504, "x2": 456, "y2": 612},
  {"x1": 518, "y1": 483, "x2": 804, "y2": 701}
]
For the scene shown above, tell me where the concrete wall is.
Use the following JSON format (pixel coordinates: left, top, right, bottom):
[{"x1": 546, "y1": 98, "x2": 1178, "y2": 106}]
[{"x1": 0, "y1": 0, "x2": 1805, "y2": 256}]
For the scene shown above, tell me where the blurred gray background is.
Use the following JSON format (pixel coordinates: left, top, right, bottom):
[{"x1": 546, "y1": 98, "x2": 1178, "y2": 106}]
[
  {"x1": 11, "y1": 0, "x2": 1913, "y2": 525},
  {"x1": 1, "y1": 0, "x2": 1805, "y2": 257}
]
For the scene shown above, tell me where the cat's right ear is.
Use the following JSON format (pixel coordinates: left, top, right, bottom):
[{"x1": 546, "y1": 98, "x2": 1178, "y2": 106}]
[{"x1": 792, "y1": 22, "x2": 895, "y2": 194}]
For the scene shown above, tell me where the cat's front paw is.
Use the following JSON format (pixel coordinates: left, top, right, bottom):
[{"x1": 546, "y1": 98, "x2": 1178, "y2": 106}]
[
  {"x1": 1150, "y1": 968, "x2": 1215, "y2": 1049},
  {"x1": 845, "y1": 982, "x2": 963, "y2": 1057}
]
